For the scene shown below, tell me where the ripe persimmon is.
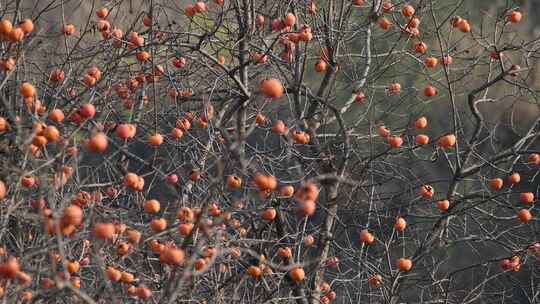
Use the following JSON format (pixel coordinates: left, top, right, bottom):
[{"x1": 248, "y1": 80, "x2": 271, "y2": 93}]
[
  {"x1": 457, "y1": 19, "x2": 470, "y2": 32},
  {"x1": 126, "y1": 229, "x2": 141, "y2": 244},
  {"x1": 116, "y1": 123, "x2": 136, "y2": 139},
  {"x1": 255, "y1": 113, "x2": 266, "y2": 125},
  {"x1": 170, "y1": 127, "x2": 184, "y2": 139},
  {"x1": 319, "y1": 282, "x2": 331, "y2": 292},
  {"x1": 116, "y1": 242, "x2": 131, "y2": 256},
  {"x1": 150, "y1": 218, "x2": 167, "y2": 231},
  {"x1": 21, "y1": 291, "x2": 33, "y2": 302},
  {"x1": 517, "y1": 209, "x2": 532, "y2": 223},
  {"x1": 378, "y1": 125, "x2": 390, "y2": 137},
  {"x1": 295, "y1": 182, "x2": 319, "y2": 202},
  {"x1": 327, "y1": 291, "x2": 337, "y2": 300},
  {"x1": 87, "y1": 67, "x2": 102, "y2": 80},
  {"x1": 315, "y1": 60, "x2": 327, "y2": 72},
  {"x1": 326, "y1": 256, "x2": 339, "y2": 268},
  {"x1": 415, "y1": 117, "x2": 428, "y2": 128},
  {"x1": 277, "y1": 247, "x2": 292, "y2": 258},
  {"x1": 18, "y1": 19, "x2": 33, "y2": 33},
  {"x1": 17, "y1": 271, "x2": 31, "y2": 286},
  {"x1": 507, "y1": 11, "x2": 522, "y2": 23},
  {"x1": 79, "y1": 103, "x2": 96, "y2": 119},
  {"x1": 50, "y1": 68, "x2": 65, "y2": 82},
  {"x1": 127, "y1": 32, "x2": 143, "y2": 47},
  {"x1": 176, "y1": 118, "x2": 191, "y2": 130},
  {"x1": 436, "y1": 199, "x2": 450, "y2": 210},
  {"x1": 32, "y1": 135, "x2": 47, "y2": 147},
  {"x1": 519, "y1": 192, "x2": 534, "y2": 204},
  {"x1": 440, "y1": 55, "x2": 452, "y2": 66},
  {"x1": 172, "y1": 57, "x2": 187, "y2": 68},
  {"x1": 96, "y1": 7, "x2": 109, "y2": 18},
  {"x1": 296, "y1": 200, "x2": 316, "y2": 217},
  {"x1": 413, "y1": 41, "x2": 427, "y2": 53},
  {"x1": 379, "y1": 17, "x2": 392, "y2": 29},
  {"x1": 136, "y1": 284, "x2": 152, "y2": 300},
  {"x1": 387, "y1": 82, "x2": 401, "y2": 94},
  {"x1": 208, "y1": 202, "x2": 221, "y2": 217},
  {"x1": 227, "y1": 175, "x2": 242, "y2": 188},
  {"x1": 120, "y1": 272, "x2": 134, "y2": 283},
  {"x1": 388, "y1": 136, "x2": 403, "y2": 148},
  {"x1": 359, "y1": 229, "x2": 374, "y2": 244},
  {"x1": 7, "y1": 27, "x2": 24, "y2": 42},
  {"x1": 488, "y1": 178, "x2": 503, "y2": 190},
  {"x1": 415, "y1": 134, "x2": 429, "y2": 145},
  {"x1": 355, "y1": 91, "x2": 366, "y2": 102},
  {"x1": 424, "y1": 57, "x2": 438, "y2": 68},
  {"x1": 291, "y1": 130, "x2": 310, "y2": 144},
  {"x1": 217, "y1": 55, "x2": 226, "y2": 65},
  {"x1": 528, "y1": 153, "x2": 540, "y2": 165},
  {"x1": 438, "y1": 134, "x2": 456, "y2": 148},
  {"x1": 247, "y1": 265, "x2": 262, "y2": 278},
  {"x1": 87, "y1": 132, "x2": 108, "y2": 152},
  {"x1": 272, "y1": 120, "x2": 287, "y2": 134},
  {"x1": 148, "y1": 133, "x2": 164, "y2": 146},
  {"x1": 144, "y1": 199, "x2": 161, "y2": 213},
  {"x1": 271, "y1": 18, "x2": 283, "y2": 31},
  {"x1": 368, "y1": 274, "x2": 383, "y2": 286},
  {"x1": 106, "y1": 266, "x2": 121, "y2": 281},
  {"x1": 261, "y1": 78, "x2": 284, "y2": 98},
  {"x1": 507, "y1": 172, "x2": 520, "y2": 184},
  {"x1": 20, "y1": 82, "x2": 35, "y2": 98},
  {"x1": 289, "y1": 267, "x2": 305, "y2": 282},
  {"x1": 407, "y1": 17, "x2": 420, "y2": 29},
  {"x1": 21, "y1": 176, "x2": 36, "y2": 188},
  {"x1": 194, "y1": 258, "x2": 206, "y2": 270},
  {"x1": 396, "y1": 257, "x2": 412, "y2": 271},
  {"x1": 256, "y1": 15, "x2": 265, "y2": 27},
  {"x1": 43, "y1": 126, "x2": 60, "y2": 142},
  {"x1": 420, "y1": 185, "x2": 434, "y2": 198},
  {"x1": 143, "y1": 15, "x2": 152, "y2": 27},
  {"x1": 401, "y1": 4, "x2": 415, "y2": 17},
  {"x1": 253, "y1": 174, "x2": 277, "y2": 192},
  {"x1": 61, "y1": 24, "x2": 75, "y2": 35},
  {"x1": 83, "y1": 74, "x2": 96, "y2": 86},
  {"x1": 123, "y1": 172, "x2": 139, "y2": 189},
  {"x1": 0, "y1": 257, "x2": 20, "y2": 279},
  {"x1": 65, "y1": 260, "x2": 80, "y2": 273},
  {"x1": 194, "y1": 1, "x2": 207, "y2": 13},
  {"x1": 178, "y1": 223, "x2": 194, "y2": 236},
  {"x1": 283, "y1": 13, "x2": 296, "y2": 27},
  {"x1": 261, "y1": 207, "x2": 277, "y2": 220},
  {"x1": 394, "y1": 217, "x2": 407, "y2": 231},
  {"x1": 280, "y1": 185, "x2": 295, "y2": 197},
  {"x1": 159, "y1": 247, "x2": 185, "y2": 264},
  {"x1": 93, "y1": 222, "x2": 115, "y2": 241},
  {"x1": 0, "y1": 20, "x2": 12, "y2": 35},
  {"x1": 252, "y1": 52, "x2": 268, "y2": 64},
  {"x1": 0, "y1": 180, "x2": 6, "y2": 200},
  {"x1": 0, "y1": 117, "x2": 7, "y2": 131},
  {"x1": 48, "y1": 109, "x2": 65, "y2": 122},
  {"x1": 62, "y1": 204, "x2": 83, "y2": 226},
  {"x1": 424, "y1": 85, "x2": 437, "y2": 97},
  {"x1": 178, "y1": 207, "x2": 195, "y2": 222},
  {"x1": 136, "y1": 51, "x2": 150, "y2": 61}
]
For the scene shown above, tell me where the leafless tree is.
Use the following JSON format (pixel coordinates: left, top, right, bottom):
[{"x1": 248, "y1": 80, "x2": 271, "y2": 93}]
[{"x1": 0, "y1": 0, "x2": 539, "y2": 303}]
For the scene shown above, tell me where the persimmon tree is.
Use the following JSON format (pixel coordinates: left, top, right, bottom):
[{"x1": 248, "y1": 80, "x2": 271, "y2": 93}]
[{"x1": 0, "y1": 0, "x2": 539, "y2": 303}]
